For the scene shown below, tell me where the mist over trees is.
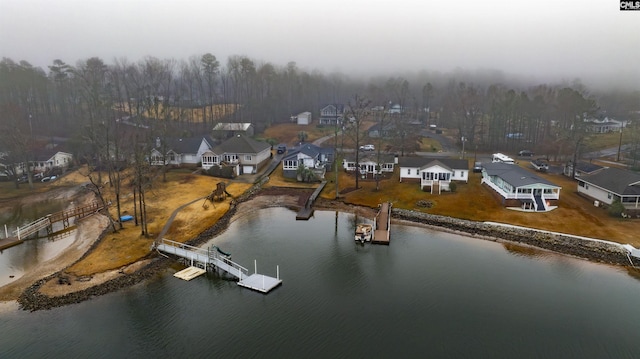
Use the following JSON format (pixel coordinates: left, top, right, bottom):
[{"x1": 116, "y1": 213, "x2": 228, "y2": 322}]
[{"x1": 1, "y1": 54, "x2": 639, "y2": 161}]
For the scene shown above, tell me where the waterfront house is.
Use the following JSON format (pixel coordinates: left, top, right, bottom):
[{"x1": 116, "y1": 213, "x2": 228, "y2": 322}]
[
  {"x1": 577, "y1": 167, "x2": 640, "y2": 211},
  {"x1": 342, "y1": 152, "x2": 396, "y2": 178},
  {"x1": 201, "y1": 135, "x2": 271, "y2": 175},
  {"x1": 398, "y1": 156, "x2": 469, "y2": 194},
  {"x1": 281, "y1": 143, "x2": 334, "y2": 180},
  {"x1": 481, "y1": 162, "x2": 561, "y2": 211},
  {"x1": 150, "y1": 136, "x2": 216, "y2": 167}
]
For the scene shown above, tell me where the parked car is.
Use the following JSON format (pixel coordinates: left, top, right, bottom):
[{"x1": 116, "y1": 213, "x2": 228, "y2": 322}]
[
  {"x1": 518, "y1": 150, "x2": 535, "y2": 157},
  {"x1": 531, "y1": 158, "x2": 549, "y2": 172},
  {"x1": 360, "y1": 144, "x2": 375, "y2": 151},
  {"x1": 473, "y1": 162, "x2": 483, "y2": 173},
  {"x1": 276, "y1": 144, "x2": 287, "y2": 154}
]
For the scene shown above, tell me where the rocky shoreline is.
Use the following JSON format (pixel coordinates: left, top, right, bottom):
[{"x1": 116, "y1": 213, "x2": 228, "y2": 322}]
[{"x1": 17, "y1": 187, "x2": 640, "y2": 311}]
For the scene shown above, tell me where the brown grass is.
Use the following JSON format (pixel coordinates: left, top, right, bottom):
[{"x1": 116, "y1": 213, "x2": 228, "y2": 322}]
[
  {"x1": 116, "y1": 103, "x2": 237, "y2": 123},
  {"x1": 262, "y1": 122, "x2": 336, "y2": 144},
  {"x1": 316, "y1": 160, "x2": 640, "y2": 246},
  {"x1": 66, "y1": 169, "x2": 251, "y2": 276}
]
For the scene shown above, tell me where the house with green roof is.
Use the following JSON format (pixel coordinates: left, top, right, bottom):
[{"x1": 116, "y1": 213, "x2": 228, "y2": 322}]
[{"x1": 481, "y1": 162, "x2": 561, "y2": 211}]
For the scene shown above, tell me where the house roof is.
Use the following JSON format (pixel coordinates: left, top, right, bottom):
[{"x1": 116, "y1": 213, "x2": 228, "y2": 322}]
[
  {"x1": 574, "y1": 161, "x2": 605, "y2": 174},
  {"x1": 283, "y1": 143, "x2": 333, "y2": 161},
  {"x1": 344, "y1": 152, "x2": 395, "y2": 163},
  {"x1": 212, "y1": 135, "x2": 270, "y2": 154},
  {"x1": 398, "y1": 156, "x2": 469, "y2": 170},
  {"x1": 212, "y1": 122, "x2": 252, "y2": 131},
  {"x1": 579, "y1": 167, "x2": 640, "y2": 196},
  {"x1": 163, "y1": 137, "x2": 204, "y2": 154},
  {"x1": 483, "y1": 162, "x2": 560, "y2": 188},
  {"x1": 368, "y1": 122, "x2": 396, "y2": 133},
  {"x1": 32, "y1": 145, "x2": 72, "y2": 162},
  {"x1": 320, "y1": 104, "x2": 344, "y2": 113}
]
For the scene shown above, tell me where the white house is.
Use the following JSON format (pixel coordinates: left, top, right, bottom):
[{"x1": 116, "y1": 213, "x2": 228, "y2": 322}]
[
  {"x1": 343, "y1": 153, "x2": 395, "y2": 178},
  {"x1": 398, "y1": 157, "x2": 469, "y2": 193},
  {"x1": 201, "y1": 135, "x2": 271, "y2": 175},
  {"x1": 577, "y1": 167, "x2": 640, "y2": 210},
  {"x1": 292, "y1": 111, "x2": 312, "y2": 125},
  {"x1": 12, "y1": 145, "x2": 74, "y2": 176},
  {"x1": 150, "y1": 136, "x2": 216, "y2": 167},
  {"x1": 584, "y1": 117, "x2": 623, "y2": 133},
  {"x1": 481, "y1": 162, "x2": 561, "y2": 211}
]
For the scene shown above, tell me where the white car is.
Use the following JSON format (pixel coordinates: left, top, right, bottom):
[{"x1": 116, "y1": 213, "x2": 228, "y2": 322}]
[{"x1": 360, "y1": 144, "x2": 375, "y2": 151}]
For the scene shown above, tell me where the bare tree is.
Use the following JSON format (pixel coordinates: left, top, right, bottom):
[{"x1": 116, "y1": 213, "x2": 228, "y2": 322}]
[{"x1": 344, "y1": 94, "x2": 371, "y2": 190}]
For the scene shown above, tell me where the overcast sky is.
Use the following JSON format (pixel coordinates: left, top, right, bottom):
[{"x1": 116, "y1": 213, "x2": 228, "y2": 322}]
[{"x1": 1, "y1": 0, "x2": 638, "y2": 87}]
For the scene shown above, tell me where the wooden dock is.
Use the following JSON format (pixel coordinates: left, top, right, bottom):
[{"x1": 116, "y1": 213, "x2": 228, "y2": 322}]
[
  {"x1": 174, "y1": 266, "x2": 207, "y2": 281},
  {"x1": 372, "y1": 202, "x2": 392, "y2": 245},
  {"x1": 0, "y1": 237, "x2": 22, "y2": 251},
  {"x1": 0, "y1": 201, "x2": 105, "y2": 251},
  {"x1": 296, "y1": 180, "x2": 327, "y2": 220}
]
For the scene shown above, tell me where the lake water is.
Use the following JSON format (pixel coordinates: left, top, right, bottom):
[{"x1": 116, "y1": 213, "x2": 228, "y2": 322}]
[
  {"x1": 1, "y1": 207, "x2": 640, "y2": 358},
  {"x1": 0, "y1": 199, "x2": 76, "y2": 286}
]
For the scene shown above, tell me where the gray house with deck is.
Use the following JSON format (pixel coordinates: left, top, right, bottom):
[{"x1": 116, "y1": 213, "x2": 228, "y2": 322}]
[{"x1": 481, "y1": 162, "x2": 561, "y2": 211}]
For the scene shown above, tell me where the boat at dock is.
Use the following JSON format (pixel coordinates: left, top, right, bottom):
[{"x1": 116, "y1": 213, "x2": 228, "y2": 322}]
[{"x1": 355, "y1": 223, "x2": 373, "y2": 243}]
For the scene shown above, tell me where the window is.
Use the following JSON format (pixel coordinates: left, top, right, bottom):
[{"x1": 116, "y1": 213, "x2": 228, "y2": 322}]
[
  {"x1": 284, "y1": 160, "x2": 297, "y2": 170},
  {"x1": 607, "y1": 192, "x2": 612, "y2": 199},
  {"x1": 245, "y1": 155, "x2": 252, "y2": 161},
  {"x1": 407, "y1": 169, "x2": 411, "y2": 175},
  {"x1": 224, "y1": 154, "x2": 238, "y2": 162}
]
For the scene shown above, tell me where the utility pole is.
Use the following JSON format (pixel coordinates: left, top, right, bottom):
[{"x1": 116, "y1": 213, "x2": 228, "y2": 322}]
[
  {"x1": 617, "y1": 126, "x2": 623, "y2": 162},
  {"x1": 334, "y1": 104, "x2": 339, "y2": 199}
]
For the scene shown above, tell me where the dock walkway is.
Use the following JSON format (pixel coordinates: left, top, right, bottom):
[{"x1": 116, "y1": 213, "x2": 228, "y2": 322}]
[
  {"x1": 1, "y1": 201, "x2": 105, "y2": 251},
  {"x1": 155, "y1": 238, "x2": 282, "y2": 293},
  {"x1": 372, "y1": 202, "x2": 392, "y2": 245},
  {"x1": 296, "y1": 180, "x2": 327, "y2": 220}
]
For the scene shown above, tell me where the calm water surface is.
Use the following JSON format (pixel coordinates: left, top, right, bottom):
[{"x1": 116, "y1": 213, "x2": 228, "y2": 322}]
[
  {"x1": 1, "y1": 207, "x2": 639, "y2": 358},
  {"x1": 0, "y1": 199, "x2": 76, "y2": 286}
]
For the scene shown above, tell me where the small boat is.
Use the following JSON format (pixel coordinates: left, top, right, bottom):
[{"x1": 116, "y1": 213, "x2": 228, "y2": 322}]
[{"x1": 355, "y1": 223, "x2": 373, "y2": 243}]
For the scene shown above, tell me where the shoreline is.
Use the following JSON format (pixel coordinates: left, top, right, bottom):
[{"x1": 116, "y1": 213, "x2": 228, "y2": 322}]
[{"x1": 12, "y1": 187, "x2": 640, "y2": 312}]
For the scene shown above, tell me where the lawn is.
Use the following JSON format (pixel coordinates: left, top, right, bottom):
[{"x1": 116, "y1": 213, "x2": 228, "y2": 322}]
[
  {"x1": 63, "y1": 168, "x2": 251, "y2": 276},
  {"x1": 316, "y1": 160, "x2": 640, "y2": 246}
]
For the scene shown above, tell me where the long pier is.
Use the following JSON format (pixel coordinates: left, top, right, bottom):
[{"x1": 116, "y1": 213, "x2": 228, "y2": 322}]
[
  {"x1": 0, "y1": 201, "x2": 105, "y2": 251},
  {"x1": 296, "y1": 180, "x2": 327, "y2": 220},
  {"x1": 155, "y1": 238, "x2": 282, "y2": 293},
  {"x1": 372, "y1": 202, "x2": 392, "y2": 245}
]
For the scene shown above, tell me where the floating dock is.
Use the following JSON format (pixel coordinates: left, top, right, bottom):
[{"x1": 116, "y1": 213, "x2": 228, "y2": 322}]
[
  {"x1": 174, "y1": 266, "x2": 206, "y2": 281},
  {"x1": 155, "y1": 238, "x2": 282, "y2": 293},
  {"x1": 372, "y1": 202, "x2": 392, "y2": 245}
]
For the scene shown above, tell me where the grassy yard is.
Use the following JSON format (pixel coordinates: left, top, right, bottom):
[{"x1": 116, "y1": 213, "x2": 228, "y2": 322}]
[
  {"x1": 63, "y1": 169, "x2": 251, "y2": 276},
  {"x1": 4, "y1": 152, "x2": 639, "y2": 279},
  {"x1": 313, "y1": 160, "x2": 640, "y2": 246}
]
